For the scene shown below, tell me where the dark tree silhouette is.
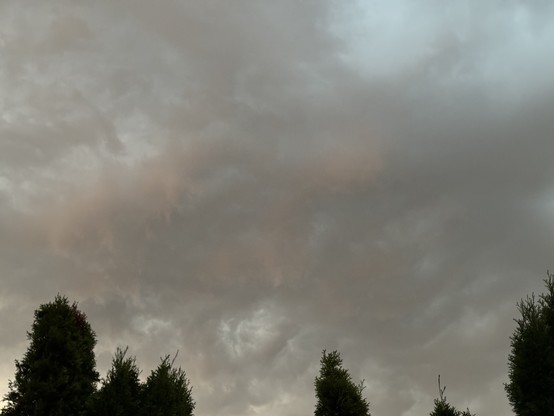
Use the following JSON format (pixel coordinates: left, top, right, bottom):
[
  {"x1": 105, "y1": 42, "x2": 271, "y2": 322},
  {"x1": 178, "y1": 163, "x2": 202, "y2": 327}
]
[
  {"x1": 139, "y1": 352, "x2": 195, "y2": 416},
  {"x1": 2, "y1": 295, "x2": 99, "y2": 416},
  {"x1": 430, "y1": 376, "x2": 475, "y2": 416},
  {"x1": 505, "y1": 271, "x2": 554, "y2": 415},
  {"x1": 91, "y1": 346, "x2": 142, "y2": 416},
  {"x1": 314, "y1": 350, "x2": 370, "y2": 416}
]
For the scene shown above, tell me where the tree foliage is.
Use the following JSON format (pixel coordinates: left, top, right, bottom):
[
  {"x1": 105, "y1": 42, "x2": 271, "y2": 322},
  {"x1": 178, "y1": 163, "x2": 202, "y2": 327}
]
[
  {"x1": 314, "y1": 350, "x2": 370, "y2": 416},
  {"x1": 2, "y1": 295, "x2": 99, "y2": 416},
  {"x1": 430, "y1": 399, "x2": 459, "y2": 416},
  {"x1": 91, "y1": 346, "x2": 142, "y2": 416},
  {"x1": 140, "y1": 353, "x2": 195, "y2": 416},
  {"x1": 505, "y1": 272, "x2": 554, "y2": 415},
  {"x1": 430, "y1": 376, "x2": 475, "y2": 416},
  {"x1": 1, "y1": 295, "x2": 199, "y2": 416}
]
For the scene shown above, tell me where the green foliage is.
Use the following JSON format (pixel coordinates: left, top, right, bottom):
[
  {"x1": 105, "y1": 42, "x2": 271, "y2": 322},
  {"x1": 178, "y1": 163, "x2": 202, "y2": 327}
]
[
  {"x1": 140, "y1": 353, "x2": 195, "y2": 416},
  {"x1": 2, "y1": 295, "x2": 99, "y2": 416},
  {"x1": 314, "y1": 350, "x2": 370, "y2": 416},
  {"x1": 91, "y1": 346, "x2": 142, "y2": 416},
  {"x1": 505, "y1": 272, "x2": 554, "y2": 415}
]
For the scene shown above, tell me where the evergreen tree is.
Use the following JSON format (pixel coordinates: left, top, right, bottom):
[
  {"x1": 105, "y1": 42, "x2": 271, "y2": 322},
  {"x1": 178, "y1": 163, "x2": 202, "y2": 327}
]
[
  {"x1": 430, "y1": 399, "x2": 459, "y2": 416},
  {"x1": 2, "y1": 295, "x2": 99, "y2": 416},
  {"x1": 140, "y1": 353, "x2": 195, "y2": 416},
  {"x1": 431, "y1": 403, "x2": 475, "y2": 416},
  {"x1": 314, "y1": 350, "x2": 370, "y2": 416},
  {"x1": 91, "y1": 347, "x2": 142, "y2": 416},
  {"x1": 430, "y1": 376, "x2": 475, "y2": 416},
  {"x1": 505, "y1": 272, "x2": 554, "y2": 415}
]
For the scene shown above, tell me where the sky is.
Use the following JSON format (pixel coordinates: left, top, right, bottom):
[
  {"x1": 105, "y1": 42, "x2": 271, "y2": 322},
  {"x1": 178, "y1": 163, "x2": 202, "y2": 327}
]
[{"x1": 1, "y1": 1, "x2": 554, "y2": 415}]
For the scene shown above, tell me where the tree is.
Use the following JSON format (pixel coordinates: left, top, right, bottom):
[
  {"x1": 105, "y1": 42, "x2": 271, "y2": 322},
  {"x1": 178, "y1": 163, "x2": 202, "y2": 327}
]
[
  {"x1": 314, "y1": 350, "x2": 370, "y2": 416},
  {"x1": 139, "y1": 352, "x2": 195, "y2": 416},
  {"x1": 505, "y1": 271, "x2": 554, "y2": 415},
  {"x1": 430, "y1": 376, "x2": 475, "y2": 416},
  {"x1": 2, "y1": 295, "x2": 99, "y2": 416},
  {"x1": 430, "y1": 399, "x2": 459, "y2": 416},
  {"x1": 91, "y1": 347, "x2": 142, "y2": 416}
]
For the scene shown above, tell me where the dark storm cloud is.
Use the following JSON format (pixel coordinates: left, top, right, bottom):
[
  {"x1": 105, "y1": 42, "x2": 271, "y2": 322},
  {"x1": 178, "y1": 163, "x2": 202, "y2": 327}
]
[{"x1": 1, "y1": 1, "x2": 554, "y2": 415}]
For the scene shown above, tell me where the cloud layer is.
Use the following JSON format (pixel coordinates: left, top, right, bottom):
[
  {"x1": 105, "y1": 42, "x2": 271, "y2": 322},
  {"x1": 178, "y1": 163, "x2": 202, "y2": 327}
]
[{"x1": 1, "y1": 1, "x2": 554, "y2": 415}]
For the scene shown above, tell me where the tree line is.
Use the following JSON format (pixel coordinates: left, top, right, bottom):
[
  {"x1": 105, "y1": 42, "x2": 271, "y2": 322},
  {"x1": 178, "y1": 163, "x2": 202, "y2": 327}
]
[
  {"x1": 3, "y1": 272, "x2": 554, "y2": 415},
  {"x1": 1, "y1": 296, "x2": 194, "y2": 416}
]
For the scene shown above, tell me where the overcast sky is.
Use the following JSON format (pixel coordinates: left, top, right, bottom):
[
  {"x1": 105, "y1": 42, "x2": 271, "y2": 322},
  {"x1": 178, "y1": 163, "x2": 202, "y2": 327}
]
[{"x1": 1, "y1": 1, "x2": 554, "y2": 415}]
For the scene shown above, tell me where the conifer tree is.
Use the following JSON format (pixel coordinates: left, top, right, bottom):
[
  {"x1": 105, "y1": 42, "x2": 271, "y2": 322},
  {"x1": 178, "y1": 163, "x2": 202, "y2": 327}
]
[
  {"x1": 505, "y1": 271, "x2": 554, "y2": 415},
  {"x1": 2, "y1": 295, "x2": 98, "y2": 416},
  {"x1": 139, "y1": 352, "x2": 195, "y2": 416},
  {"x1": 91, "y1": 347, "x2": 142, "y2": 416},
  {"x1": 430, "y1": 376, "x2": 475, "y2": 416},
  {"x1": 314, "y1": 350, "x2": 370, "y2": 416}
]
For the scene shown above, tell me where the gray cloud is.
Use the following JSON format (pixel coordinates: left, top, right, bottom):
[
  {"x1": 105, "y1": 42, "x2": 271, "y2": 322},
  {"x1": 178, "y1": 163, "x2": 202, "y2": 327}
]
[{"x1": 1, "y1": 1, "x2": 554, "y2": 415}]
